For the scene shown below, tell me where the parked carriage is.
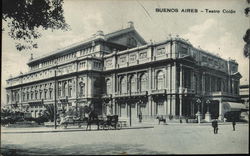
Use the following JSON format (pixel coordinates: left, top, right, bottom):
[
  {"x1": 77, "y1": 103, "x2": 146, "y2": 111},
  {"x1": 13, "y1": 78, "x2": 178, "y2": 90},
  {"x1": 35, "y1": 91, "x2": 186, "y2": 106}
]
[
  {"x1": 99, "y1": 115, "x2": 121, "y2": 130},
  {"x1": 59, "y1": 112, "x2": 125, "y2": 130}
]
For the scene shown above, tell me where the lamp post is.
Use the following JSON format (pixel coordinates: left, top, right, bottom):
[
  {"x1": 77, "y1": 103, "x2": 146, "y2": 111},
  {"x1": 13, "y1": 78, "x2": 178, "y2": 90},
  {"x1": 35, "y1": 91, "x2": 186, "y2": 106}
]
[
  {"x1": 129, "y1": 87, "x2": 132, "y2": 127},
  {"x1": 54, "y1": 61, "x2": 58, "y2": 129},
  {"x1": 195, "y1": 98, "x2": 202, "y2": 124},
  {"x1": 205, "y1": 99, "x2": 211, "y2": 122}
]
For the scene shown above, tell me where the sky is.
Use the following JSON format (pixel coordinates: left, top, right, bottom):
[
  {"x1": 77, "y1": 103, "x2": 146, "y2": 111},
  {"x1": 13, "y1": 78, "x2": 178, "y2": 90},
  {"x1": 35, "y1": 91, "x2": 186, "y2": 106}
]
[{"x1": 2, "y1": 0, "x2": 250, "y2": 104}]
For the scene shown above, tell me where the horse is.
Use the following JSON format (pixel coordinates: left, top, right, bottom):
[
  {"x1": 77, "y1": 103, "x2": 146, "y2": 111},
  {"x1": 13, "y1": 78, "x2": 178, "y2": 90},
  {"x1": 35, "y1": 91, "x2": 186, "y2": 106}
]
[
  {"x1": 156, "y1": 116, "x2": 166, "y2": 125},
  {"x1": 86, "y1": 110, "x2": 100, "y2": 131}
]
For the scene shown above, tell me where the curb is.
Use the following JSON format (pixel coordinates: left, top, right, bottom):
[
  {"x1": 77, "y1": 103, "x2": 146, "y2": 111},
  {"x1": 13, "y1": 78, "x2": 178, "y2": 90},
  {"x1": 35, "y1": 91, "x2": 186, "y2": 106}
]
[{"x1": 1, "y1": 126, "x2": 154, "y2": 134}]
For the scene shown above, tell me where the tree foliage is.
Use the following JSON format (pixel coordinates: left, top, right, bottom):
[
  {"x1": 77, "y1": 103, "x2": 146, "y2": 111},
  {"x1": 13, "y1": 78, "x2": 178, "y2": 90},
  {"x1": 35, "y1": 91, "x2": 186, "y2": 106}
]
[
  {"x1": 243, "y1": 29, "x2": 250, "y2": 58},
  {"x1": 2, "y1": 0, "x2": 69, "y2": 51}
]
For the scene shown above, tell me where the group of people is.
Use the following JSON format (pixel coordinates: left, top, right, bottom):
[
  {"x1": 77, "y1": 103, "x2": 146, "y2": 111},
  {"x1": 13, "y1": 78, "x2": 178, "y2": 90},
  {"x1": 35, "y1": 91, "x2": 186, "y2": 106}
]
[{"x1": 212, "y1": 119, "x2": 236, "y2": 134}]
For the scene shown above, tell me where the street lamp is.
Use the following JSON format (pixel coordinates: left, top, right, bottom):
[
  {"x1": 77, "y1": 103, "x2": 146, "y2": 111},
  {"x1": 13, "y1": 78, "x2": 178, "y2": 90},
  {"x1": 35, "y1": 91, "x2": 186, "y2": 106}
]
[
  {"x1": 54, "y1": 61, "x2": 58, "y2": 129},
  {"x1": 195, "y1": 98, "x2": 202, "y2": 124},
  {"x1": 129, "y1": 86, "x2": 132, "y2": 127},
  {"x1": 205, "y1": 99, "x2": 211, "y2": 122}
]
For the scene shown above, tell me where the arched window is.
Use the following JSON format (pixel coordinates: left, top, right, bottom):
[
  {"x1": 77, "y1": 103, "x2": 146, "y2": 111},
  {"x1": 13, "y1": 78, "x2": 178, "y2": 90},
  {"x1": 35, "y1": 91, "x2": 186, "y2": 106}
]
[
  {"x1": 27, "y1": 92, "x2": 29, "y2": 100},
  {"x1": 44, "y1": 90, "x2": 47, "y2": 99},
  {"x1": 79, "y1": 82, "x2": 85, "y2": 97},
  {"x1": 106, "y1": 79, "x2": 112, "y2": 95},
  {"x1": 22, "y1": 93, "x2": 25, "y2": 101},
  {"x1": 16, "y1": 93, "x2": 19, "y2": 101},
  {"x1": 62, "y1": 82, "x2": 67, "y2": 97},
  {"x1": 49, "y1": 90, "x2": 52, "y2": 99},
  {"x1": 120, "y1": 77, "x2": 127, "y2": 94},
  {"x1": 68, "y1": 80, "x2": 72, "y2": 97},
  {"x1": 129, "y1": 75, "x2": 137, "y2": 93},
  {"x1": 156, "y1": 71, "x2": 164, "y2": 90},
  {"x1": 140, "y1": 73, "x2": 148, "y2": 92}
]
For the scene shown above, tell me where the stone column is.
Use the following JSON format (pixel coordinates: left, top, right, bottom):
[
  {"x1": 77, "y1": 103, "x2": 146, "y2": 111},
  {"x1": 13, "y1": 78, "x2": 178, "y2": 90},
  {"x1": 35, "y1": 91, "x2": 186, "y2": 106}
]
[
  {"x1": 202, "y1": 72, "x2": 205, "y2": 94},
  {"x1": 218, "y1": 99, "x2": 223, "y2": 120},
  {"x1": 172, "y1": 95, "x2": 176, "y2": 116},
  {"x1": 148, "y1": 68, "x2": 152, "y2": 92},
  {"x1": 179, "y1": 64, "x2": 183, "y2": 92},
  {"x1": 172, "y1": 63, "x2": 176, "y2": 93},
  {"x1": 191, "y1": 70, "x2": 195, "y2": 90},
  {"x1": 179, "y1": 95, "x2": 182, "y2": 117},
  {"x1": 166, "y1": 65, "x2": 170, "y2": 92},
  {"x1": 152, "y1": 69, "x2": 155, "y2": 89},
  {"x1": 167, "y1": 95, "x2": 171, "y2": 115},
  {"x1": 164, "y1": 97, "x2": 167, "y2": 115},
  {"x1": 152, "y1": 98, "x2": 155, "y2": 117},
  {"x1": 148, "y1": 96, "x2": 152, "y2": 116},
  {"x1": 112, "y1": 74, "x2": 116, "y2": 94}
]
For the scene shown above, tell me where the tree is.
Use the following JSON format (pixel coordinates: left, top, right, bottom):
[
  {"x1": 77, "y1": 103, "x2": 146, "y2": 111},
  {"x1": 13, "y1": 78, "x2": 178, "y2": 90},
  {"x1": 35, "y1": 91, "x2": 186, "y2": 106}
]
[
  {"x1": 243, "y1": 29, "x2": 250, "y2": 58},
  {"x1": 43, "y1": 104, "x2": 55, "y2": 122},
  {"x1": 2, "y1": 0, "x2": 69, "y2": 51}
]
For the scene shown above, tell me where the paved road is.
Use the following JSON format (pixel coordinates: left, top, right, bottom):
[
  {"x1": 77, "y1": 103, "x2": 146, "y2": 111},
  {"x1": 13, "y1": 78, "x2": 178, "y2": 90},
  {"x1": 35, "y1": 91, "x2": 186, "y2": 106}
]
[{"x1": 1, "y1": 123, "x2": 249, "y2": 155}]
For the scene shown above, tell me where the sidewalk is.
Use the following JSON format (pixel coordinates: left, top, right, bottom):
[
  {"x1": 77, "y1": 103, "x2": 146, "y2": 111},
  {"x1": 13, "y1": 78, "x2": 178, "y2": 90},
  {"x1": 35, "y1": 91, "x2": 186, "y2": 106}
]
[
  {"x1": 1, "y1": 124, "x2": 154, "y2": 134},
  {"x1": 1, "y1": 121, "x2": 248, "y2": 134}
]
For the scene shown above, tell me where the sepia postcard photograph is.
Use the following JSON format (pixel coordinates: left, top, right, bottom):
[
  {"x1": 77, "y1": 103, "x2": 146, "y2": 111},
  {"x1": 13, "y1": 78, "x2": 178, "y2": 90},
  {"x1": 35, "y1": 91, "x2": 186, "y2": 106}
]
[{"x1": 1, "y1": 0, "x2": 249, "y2": 155}]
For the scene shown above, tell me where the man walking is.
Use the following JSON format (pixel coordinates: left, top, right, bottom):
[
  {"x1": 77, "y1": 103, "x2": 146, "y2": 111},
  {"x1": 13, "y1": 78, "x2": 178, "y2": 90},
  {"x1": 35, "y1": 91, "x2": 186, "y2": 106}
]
[
  {"x1": 212, "y1": 119, "x2": 218, "y2": 134},
  {"x1": 232, "y1": 118, "x2": 236, "y2": 131},
  {"x1": 138, "y1": 111, "x2": 142, "y2": 123}
]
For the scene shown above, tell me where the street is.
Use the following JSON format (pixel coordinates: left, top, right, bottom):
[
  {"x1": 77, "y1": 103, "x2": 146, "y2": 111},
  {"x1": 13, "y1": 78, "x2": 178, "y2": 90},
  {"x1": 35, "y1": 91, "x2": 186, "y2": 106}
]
[{"x1": 1, "y1": 123, "x2": 249, "y2": 155}]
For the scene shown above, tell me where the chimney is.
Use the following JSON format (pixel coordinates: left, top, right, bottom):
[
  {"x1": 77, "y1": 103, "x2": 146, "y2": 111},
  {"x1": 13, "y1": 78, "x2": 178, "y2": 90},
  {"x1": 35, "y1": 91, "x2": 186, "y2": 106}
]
[{"x1": 127, "y1": 21, "x2": 134, "y2": 28}]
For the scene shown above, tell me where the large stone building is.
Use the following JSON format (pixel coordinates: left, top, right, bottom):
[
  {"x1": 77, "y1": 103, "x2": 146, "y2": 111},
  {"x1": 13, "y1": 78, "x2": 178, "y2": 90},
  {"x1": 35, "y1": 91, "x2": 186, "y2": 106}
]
[
  {"x1": 240, "y1": 84, "x2": 249, "y2": 109},
  {"x1": 5, "y1": 22, "x2": 243, "y2": 121}
]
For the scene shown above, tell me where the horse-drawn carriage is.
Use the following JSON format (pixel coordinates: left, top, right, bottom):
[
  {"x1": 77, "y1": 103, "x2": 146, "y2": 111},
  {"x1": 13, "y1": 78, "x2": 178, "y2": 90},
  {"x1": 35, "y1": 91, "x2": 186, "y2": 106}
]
[
  {"x1": 98, "y1": 115, "x2": 121, "y2": 130},
  {"x1": 59, "y1": 111, "x2": 125, "y2": 130}
]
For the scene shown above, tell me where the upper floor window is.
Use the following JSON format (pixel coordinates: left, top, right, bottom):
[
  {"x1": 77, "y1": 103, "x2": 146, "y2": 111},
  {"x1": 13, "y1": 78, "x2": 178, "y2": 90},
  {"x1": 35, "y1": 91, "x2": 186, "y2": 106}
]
[
  {"x1": 49, "y1": 90, "x2": 52, "y2": 99},
  {"x1": 140, "y1": 73, "x2": 148, "y2": 92},
  {"x1": 129, "y1": 75, "x2": 137, "y2": 93},
  {"x1": 68, "y1": 87, "x2": 72, "y2": 97},
  {"x1": 120, "y1": 76, "x2": 127, "y2": 94},
  {"x1": 106, "y1": 79, "x2": 112, "y2": 95},
  {"x1": 79, "y1": 82, "x2": 85, "y2": 96},
  {"x1": 156, "y1": 71, "x2": 164, "y2": 90}
]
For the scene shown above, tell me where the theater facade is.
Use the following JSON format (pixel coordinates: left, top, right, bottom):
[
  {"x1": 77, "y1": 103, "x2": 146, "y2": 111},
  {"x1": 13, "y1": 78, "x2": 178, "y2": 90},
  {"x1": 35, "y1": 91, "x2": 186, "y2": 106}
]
[{"x1": 5, "y1": 22, "x2": 242, "y2": 121}]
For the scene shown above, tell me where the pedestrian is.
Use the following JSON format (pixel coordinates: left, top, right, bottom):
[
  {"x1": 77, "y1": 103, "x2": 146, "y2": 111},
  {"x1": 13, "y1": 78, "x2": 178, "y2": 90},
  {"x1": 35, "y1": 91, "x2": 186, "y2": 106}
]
[
  {"x1": 138, "y1": 111, "x2": 142, "y2": 123},
  {"x1": 232, "y1": 118, "x2": 236, "y2": 131},
  {"x1": 212, "y1": 119, "x2": 218, "y2": 134}
]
